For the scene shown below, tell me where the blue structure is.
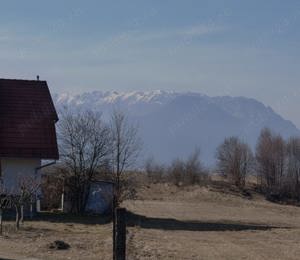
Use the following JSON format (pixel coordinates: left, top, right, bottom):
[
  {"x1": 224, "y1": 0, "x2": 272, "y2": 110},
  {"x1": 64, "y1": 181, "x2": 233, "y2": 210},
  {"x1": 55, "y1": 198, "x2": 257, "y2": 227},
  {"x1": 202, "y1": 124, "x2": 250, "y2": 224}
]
[{"x1": 85, "y1": 181, "x2": 114, "y2": 215}]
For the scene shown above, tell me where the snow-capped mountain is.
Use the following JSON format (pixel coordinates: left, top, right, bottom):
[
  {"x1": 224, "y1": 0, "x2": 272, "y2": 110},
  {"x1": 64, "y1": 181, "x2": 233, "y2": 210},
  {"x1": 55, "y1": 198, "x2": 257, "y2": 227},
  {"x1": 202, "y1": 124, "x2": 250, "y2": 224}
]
[
  {"x1": 54, "y1": 90, "x2": 179, "y2": 118},
  {"x1": 53, "y1": 91, "x2": 300, "y2": 165}
]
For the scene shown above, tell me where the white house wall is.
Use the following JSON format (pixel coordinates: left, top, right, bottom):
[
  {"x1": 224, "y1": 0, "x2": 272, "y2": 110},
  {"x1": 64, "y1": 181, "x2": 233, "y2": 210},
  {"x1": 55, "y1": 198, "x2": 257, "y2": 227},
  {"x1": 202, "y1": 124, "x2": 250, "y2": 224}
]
[{"x1": 0, "y1": 158, "x2": 41, "y2": 191}]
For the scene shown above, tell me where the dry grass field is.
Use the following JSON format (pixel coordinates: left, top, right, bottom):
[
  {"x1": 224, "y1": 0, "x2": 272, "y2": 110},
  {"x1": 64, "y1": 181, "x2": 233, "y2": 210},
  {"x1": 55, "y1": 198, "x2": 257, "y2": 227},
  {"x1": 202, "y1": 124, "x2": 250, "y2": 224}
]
[
  {"x1": 0, "y1": 215, "x2": 113, "y2": 260},
  {"x1": 125, "y1": 183, "x2": 300, "y2": 260},
  {"x1": 1, "y1": 182, "x2": 300, "y2": 259}
]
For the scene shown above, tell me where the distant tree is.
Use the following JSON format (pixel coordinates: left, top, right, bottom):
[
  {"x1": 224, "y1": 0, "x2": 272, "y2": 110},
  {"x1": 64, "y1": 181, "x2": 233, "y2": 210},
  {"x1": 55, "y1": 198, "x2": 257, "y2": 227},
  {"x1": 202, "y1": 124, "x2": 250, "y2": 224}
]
[
  {"x1": 255, "y1": 128, "x2": 286, "y2": 192},
  {"x1": 272, "y1": 135, "x2": 286, "y2": 187},
  {"x1": 59, "y1": 109, "x2": 111, "y2": 213},
  {"x1": 285, "y1": 137, "x2": 300, "y2": 199},
  {"x1": 167, "y1": 158, "x2": 185, "y2": 186},
  {"x1": 145, "y1": 157, "x2": 165, "y2": 183},
  {"x1": 216, "y1": 136, "x2": 254, "y2": 188},
  {"x1": 166, "y1": 148, "x2": 207, "y2": 186},
  {"x1": 110, "y1": 110, "x2": 141, "y2": 204},
  {"x1": 184, "y1": 148, "x2": 207, "y2": 185},
  {"x1": 255, "y1": 128, "x2": 273, "y2": 187}
]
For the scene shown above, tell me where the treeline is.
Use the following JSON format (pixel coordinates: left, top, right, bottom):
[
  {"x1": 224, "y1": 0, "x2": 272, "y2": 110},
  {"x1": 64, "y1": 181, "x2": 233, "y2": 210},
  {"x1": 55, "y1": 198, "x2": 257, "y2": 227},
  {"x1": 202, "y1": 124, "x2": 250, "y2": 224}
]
[
  {"x1": 145, "y1": 128, "x2": 300, "y2": 202},
  {"x1": 256, "y1": 128, "x2": 300, "y2": 201},
  {"x1": 216, "y1": 128, "x2": 300, "y2": 201},
  {"x1": 145, "y1": 149, "x2": 209, "y2": 186}
]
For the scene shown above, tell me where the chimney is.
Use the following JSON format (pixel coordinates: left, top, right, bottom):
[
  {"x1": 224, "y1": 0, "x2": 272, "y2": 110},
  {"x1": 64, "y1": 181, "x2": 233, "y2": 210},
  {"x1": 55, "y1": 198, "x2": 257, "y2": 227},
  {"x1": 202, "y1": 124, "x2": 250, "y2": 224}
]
[{"x1": 37, "y1": 75, "x2": 40, "y2": 81}]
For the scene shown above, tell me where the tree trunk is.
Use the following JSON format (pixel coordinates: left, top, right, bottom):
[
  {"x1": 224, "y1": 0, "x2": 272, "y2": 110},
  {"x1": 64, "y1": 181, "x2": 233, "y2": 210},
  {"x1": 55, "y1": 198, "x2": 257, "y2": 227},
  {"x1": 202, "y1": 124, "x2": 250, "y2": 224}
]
[
  {"x1": 81, "y1": 182, "x2": 91, "y2": 214},
  {"x1": 20, "y1": 205, "x2": 24, "y2": 224},
  {"x1": 15, "y1": 205, "x2": 21, "y2": 230}
]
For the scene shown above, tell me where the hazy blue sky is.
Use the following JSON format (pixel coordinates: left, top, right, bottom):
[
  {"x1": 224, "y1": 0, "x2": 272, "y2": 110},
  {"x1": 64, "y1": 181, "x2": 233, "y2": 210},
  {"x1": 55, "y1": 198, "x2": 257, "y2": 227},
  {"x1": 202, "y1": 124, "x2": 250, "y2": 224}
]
[{"x1": 1, "y1": 1, "x2": 300, "y2": 127}]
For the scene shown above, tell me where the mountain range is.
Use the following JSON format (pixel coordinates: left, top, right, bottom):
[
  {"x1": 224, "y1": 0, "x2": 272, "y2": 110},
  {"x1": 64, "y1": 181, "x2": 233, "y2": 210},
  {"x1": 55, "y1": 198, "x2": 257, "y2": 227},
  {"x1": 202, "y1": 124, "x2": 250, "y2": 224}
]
[{"x1": 53, "y1": 91, "x2": 300, "y2": 166}]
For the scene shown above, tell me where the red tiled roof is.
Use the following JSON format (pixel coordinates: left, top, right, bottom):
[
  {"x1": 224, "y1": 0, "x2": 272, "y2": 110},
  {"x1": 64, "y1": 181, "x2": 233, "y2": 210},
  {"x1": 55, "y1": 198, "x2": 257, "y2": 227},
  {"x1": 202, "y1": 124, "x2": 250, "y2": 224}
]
[{"x1": 0, "y1": 79, "x2": 59, "y2": 159}]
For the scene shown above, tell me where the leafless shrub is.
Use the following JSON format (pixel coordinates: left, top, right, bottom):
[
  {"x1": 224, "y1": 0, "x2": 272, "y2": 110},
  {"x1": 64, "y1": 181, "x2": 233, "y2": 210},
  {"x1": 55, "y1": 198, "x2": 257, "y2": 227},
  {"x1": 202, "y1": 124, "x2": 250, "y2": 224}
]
[
  {"x1": 184, "y1": 149, "x2": 208, "y2": 185},
  {"x1": 9, "y1": 176, "x2": 40, "y2": 230},
  {"x1": 167, "y1": 149, "x2": 208, "y2": 186},
  {"x1": 145, "y1": 157, "x2": 166, "y2": 183},
  {"x1": 118, "y1": 172, "x2": 140, "y2": 202},
  {"x1": 41, "y1": 167, "x2": 64, "y2": 211},
  {"x1": 167, "y1": 158, "x2": 185, "y2": 186}
]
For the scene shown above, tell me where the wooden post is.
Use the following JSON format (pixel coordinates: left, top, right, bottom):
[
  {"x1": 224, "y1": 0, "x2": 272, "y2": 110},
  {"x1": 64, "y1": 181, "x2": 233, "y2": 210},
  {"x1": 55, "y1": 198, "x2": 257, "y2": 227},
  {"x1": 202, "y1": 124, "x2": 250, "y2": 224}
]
[
  {"x1": 112, "y1": 193, "x2": 116, "y2": 260},
  {"x1": 0, "y1": 209, "x2": 3, "y2": 235},
  {"x1": 115, "y1": 207, "x2": 126, "y2": 260}
]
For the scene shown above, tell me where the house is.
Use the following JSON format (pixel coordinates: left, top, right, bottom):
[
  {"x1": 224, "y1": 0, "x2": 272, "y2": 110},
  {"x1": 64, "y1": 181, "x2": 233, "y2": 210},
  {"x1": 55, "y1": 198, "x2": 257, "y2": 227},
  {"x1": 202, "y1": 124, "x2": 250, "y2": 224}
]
[{"x1": 0, "y1": 78, "x2": 59, "y2": 198}]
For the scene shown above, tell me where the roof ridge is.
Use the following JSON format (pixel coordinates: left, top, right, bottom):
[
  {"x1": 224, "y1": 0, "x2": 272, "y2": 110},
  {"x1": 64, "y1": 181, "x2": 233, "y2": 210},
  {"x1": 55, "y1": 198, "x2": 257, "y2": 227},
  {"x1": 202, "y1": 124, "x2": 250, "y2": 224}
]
[{"x1": 0, "y1": 78, "x2": 47, "y2": 83}]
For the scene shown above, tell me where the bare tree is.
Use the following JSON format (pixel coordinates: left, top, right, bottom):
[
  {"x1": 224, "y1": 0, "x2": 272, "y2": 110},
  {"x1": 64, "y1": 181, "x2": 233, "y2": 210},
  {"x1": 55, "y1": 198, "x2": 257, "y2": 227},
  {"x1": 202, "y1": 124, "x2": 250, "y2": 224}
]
[
  {"x1": 255, "y1": 128, "x2": 286, "y2": 193},
  {"x1": 286, "y1": 137, "x2": 300, "y2": 199},
  {"x1": 216, "y1": 136, "x2": 254, "y2": 188},
  {"x1": 255, "y1": 128, "x2": 300, "y2": 201},
  {"x1": 273, "y1": 135, "x2": 286, "y2": 187},
  {"x1": 110, "y1": 110, "x2": 141, "y2": 203},
  {"x1": 59, "y1": 108, "x2": 111, "y2": 213},
  {"x1": 184, "y1": 148, "x2": 207, "y2": 185},
  {"x1": 255, "y1": 128, "x2": 273, "y2": 187}
]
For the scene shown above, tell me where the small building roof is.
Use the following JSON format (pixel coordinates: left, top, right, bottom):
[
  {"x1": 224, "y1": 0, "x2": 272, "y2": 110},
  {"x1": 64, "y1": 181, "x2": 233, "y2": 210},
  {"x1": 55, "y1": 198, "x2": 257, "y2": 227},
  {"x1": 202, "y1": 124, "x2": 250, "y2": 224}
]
[{"x1": 0, "y1": 79, "x2": 59, "y2": 159}]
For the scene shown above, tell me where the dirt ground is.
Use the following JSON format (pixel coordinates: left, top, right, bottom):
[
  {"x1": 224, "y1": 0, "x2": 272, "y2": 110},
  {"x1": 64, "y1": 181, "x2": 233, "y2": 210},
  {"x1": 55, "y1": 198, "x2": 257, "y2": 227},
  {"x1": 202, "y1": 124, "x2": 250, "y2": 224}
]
[
  {"x1": 0, "y1": 215, "x2": 113, "y2": 260},
  {"x1": 1, "y1": 183, "x2": 300, "y2": 259},
  {"x1": 124, "y1": 184, "x2": 300, "y2": 259}
]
